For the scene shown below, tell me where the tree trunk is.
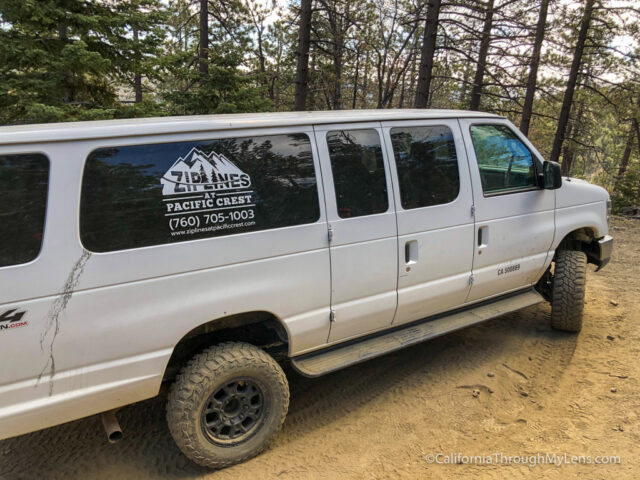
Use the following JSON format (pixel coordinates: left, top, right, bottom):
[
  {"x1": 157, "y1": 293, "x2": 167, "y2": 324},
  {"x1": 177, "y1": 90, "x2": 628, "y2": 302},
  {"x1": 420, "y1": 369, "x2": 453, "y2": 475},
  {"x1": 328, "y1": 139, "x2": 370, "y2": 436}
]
[
  {"x1": 561, "y1": 124, "x2": 575, "y2": 176},
  {"x1": 257, "y1": 32, "x2": 266, "y2": 77},
  {"x1": 328, "y1": 4, "x2": 348, "y2": 110},
  {"x1": 414, "y1": 0, "x2": 442, "y2": 108},
  {"x1": 134, "y1": 74, "x2": 143, "y2": 103},
  {"x1": 294, "y1": 0, "x2": 313, "y2": 111},
  {"x1": 398, "y1": 72, "x2": 407, "y2": 108},
  {"x1": 332, "y1": 43, "x2": 343, "y2": 109},
  {"x1": 634, "y1": 114, "x2": 640, "y2": 205},
  {"x1": 550, "y1": 0, "x2": 595, "y2": 163},
  {"x1": 308, "y1": 47, "x2": 317, "y2": 109},
  {"x1": 58, "y1": 22, "x2": 68, "y2": 42},
  {"x1": 614, "y1": 127, "x2": 635, "y2": 191},
  {"x1": 560, "y1": 98, "x2": 585, "y2": 176},
  {"x1": 198, "y1": 0, "x2": 209, "y2": 75},
  {"x1": 352, "y1": 47, "x2": 360, "y2": 109},
  {"x1": 460, "y1": 57, "x2": 474, "y2": 106},
  {"x1": 520, "y1": 0, "x2": 549, "y2": 135},
  {"x1": 407, "y1": 50, "x2": 418, "y2": 106},
  {"x1": 469, "y1": 0, "x2": 494, "y2": 111},
  {"x1": 58, "y1": 22, "x2": 74, "y2": 103},
  {"x1": 256, "y1": 27, "x2": 268, "y2": 99},
  {"x1": 361, "y1": 50, "x2": 370, "y2": 106},
  {"x1": 133, "y1": 28, "x2": 143, "y2": 103},
  {"x1": 272, "y1": 77, "x2": 279, "y2": 109}
]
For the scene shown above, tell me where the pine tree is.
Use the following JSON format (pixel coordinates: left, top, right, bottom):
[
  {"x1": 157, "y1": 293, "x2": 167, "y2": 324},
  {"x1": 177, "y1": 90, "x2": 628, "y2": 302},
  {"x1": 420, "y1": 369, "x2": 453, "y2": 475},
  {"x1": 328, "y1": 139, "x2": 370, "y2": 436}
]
[
  {"x1": 519, "y1": 0, "x2": 549, "y2": 135},
  {"x1": 116, "y1": 0, "x2": 167, "y2": 109},
  {"x1": 160, "y1": 0, "x2": 272, "y2": 114},
  {"x1": 0, "y1": 0, "x2": 114, "y2": 123},
  {"x1": 469, "y1": 0, "x2": 495, "y2": 111},
  {"x1": 0, "y1": 0, "x2": 166, "y2": 124},
  {"x1": 550, "y1": 0, "x2": 595, "y2": 166}
]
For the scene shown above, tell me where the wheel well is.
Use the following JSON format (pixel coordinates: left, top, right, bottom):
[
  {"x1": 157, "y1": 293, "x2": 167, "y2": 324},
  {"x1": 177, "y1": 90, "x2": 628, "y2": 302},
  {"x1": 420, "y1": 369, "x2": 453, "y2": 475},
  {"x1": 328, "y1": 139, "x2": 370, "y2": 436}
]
[
  {"x1": 537, "y1": 227, "x2": 600, "y2": 299},
  {"x1": 162, "y1": 311, "x2": 288, "y2": 383},
  {"x1": 556, "y1": 227, "x2": 602, "y2": 266},
  {"x1": 557, "y1": 227, "x2": 596, "y2": 251}
]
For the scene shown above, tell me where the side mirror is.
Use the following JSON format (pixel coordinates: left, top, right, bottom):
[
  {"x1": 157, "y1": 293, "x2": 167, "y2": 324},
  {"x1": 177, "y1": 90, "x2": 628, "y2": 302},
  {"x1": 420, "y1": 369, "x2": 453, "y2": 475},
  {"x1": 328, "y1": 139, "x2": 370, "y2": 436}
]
[{"x1": 541, "y1": 161, "x2": 562, "y2": 189}]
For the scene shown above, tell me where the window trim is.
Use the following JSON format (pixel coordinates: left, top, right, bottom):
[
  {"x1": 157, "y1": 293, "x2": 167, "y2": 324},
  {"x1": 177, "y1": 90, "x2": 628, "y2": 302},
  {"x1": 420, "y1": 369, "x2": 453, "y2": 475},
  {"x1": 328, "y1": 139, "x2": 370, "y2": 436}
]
[
  {"x1": 78, "y1": 132, "x2": 323, "y2": 254},
  {"x1": 468, "y1": 122, "x2": 542, "y2": 198},
  {"x1": 325, "y1": 127, "x2": 392, "y2": 219},
  {"x1": 389, "y1": 124, "x2": 462, "y2": 211},
  {"x1": 0, "y1": 151, "x2": 50, "y2": 269}
]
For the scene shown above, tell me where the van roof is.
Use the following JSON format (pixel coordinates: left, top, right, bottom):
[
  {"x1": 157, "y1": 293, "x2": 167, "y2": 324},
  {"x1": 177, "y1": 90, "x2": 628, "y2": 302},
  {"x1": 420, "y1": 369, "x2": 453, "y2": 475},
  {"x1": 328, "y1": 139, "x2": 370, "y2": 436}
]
[{"x1": 0, "y1": 109, "x2": 501, "y2": 145}]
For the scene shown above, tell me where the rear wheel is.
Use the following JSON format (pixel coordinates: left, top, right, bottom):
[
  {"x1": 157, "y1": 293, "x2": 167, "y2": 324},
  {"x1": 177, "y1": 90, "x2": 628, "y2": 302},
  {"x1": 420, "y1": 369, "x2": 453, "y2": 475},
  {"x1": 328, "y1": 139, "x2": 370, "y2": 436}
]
[
  {"x1": 166, "y1": 342, "x2": 289, "y2": 469},
  {"x1": 550, "y1": 249, "x2": 587, "y2": 332}
]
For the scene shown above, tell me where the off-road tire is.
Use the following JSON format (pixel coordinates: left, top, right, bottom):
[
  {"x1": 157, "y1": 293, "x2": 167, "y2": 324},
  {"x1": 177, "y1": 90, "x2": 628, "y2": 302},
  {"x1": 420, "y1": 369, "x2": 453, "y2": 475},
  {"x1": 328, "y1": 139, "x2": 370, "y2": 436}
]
[
  {"x1": 551, "y1": 249, "x2": 587, "y2": 332},
  {"x1": 166, "y1": 342, "x2": 289, "y2": 469}
]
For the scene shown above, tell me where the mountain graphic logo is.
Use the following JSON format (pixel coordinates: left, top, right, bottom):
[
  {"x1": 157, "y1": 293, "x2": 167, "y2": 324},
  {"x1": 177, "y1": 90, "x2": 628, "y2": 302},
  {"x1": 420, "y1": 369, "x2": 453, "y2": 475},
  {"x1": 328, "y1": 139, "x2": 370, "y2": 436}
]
[{"x1": 161, "y1": 148, "x2": 251, "y2": 195}]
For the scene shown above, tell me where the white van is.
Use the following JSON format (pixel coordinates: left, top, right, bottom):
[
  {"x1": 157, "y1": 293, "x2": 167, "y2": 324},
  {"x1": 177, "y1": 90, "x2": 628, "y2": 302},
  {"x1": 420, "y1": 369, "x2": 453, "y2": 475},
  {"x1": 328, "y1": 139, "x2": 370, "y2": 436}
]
[{"x1": 0, "y1": 110, "x2": 612, "y2": 467}]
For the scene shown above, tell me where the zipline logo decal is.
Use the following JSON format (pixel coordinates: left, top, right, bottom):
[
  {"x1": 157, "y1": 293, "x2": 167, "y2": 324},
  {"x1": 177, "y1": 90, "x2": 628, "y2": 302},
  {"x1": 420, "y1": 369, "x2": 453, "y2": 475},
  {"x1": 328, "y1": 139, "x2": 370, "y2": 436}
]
[
  {"x1": 161, "y1": 148, "x2": 251, "y2": 195},
  {"x1": 160, "y1": 148, "x2": 257, "y2": 235},
  {"x1": 0, "y1": 308, "x2": 28, "y2": 331}
]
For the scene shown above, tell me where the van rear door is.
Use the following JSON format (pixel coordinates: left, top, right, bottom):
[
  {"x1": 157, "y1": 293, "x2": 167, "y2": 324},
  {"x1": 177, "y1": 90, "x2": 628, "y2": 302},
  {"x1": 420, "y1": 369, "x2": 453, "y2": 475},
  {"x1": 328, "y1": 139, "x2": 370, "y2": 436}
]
[{"x1": 314, "y1": 123, "x2": 398, "y2": 343}]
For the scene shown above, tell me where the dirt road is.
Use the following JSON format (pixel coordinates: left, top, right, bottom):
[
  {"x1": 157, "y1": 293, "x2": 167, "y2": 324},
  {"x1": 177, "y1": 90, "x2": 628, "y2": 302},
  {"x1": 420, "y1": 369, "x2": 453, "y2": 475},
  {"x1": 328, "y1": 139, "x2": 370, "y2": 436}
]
[{"x1": 1, "y1": 218, "x2": 638, "y2": 480}]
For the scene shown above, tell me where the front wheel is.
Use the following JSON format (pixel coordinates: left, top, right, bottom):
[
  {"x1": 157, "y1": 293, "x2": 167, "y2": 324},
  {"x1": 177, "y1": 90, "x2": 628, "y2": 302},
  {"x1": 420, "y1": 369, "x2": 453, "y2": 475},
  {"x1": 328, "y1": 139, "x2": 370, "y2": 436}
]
[
  {"x1": 550, "y1": 249, "x2": 587, "y2": 332},
  {"x1": 166, "y1": 342, "x2": 289, "y2": 469}
]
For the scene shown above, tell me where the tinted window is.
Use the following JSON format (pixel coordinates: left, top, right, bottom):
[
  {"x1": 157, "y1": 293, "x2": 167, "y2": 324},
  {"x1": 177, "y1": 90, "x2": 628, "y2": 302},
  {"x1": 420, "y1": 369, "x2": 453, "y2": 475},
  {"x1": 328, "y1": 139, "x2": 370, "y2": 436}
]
[
  {"x1": 0, "y1": 153, "x2": 49, "y2": 268},
  {"x1": 81, "y1": 134, "x2": 320, "y2": 252},
  {"x1": 470, "y1": 125, "x2": 537, "y2": 195},
  {"x1": 326, "y1": 129, "x2": 388, "y2": 218},
  {"x1": 390, "y1": 126, "x2": 460, "y2": 209}
]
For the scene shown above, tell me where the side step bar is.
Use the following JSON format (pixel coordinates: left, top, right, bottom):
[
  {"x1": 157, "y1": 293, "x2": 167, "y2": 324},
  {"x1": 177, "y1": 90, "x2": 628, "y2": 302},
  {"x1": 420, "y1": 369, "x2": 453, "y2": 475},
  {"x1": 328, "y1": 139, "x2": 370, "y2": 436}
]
[{"x1": 291, "y1": 289, "x2": 544, "y2": 377}]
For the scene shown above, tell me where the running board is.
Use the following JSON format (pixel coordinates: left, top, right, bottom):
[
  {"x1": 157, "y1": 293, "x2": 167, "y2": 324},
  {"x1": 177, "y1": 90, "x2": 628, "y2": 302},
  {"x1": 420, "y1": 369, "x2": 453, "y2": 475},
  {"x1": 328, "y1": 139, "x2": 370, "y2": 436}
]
[{"x1": 291, "y1": 289, "x2": 544, "y2": 377}]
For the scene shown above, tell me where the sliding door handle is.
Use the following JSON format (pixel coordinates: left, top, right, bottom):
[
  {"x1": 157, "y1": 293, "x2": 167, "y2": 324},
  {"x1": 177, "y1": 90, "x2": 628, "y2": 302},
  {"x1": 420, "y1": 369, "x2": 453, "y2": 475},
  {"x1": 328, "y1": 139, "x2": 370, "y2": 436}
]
[{"x1": 405, "y1": 240, "x2": 418, "y2": 264}]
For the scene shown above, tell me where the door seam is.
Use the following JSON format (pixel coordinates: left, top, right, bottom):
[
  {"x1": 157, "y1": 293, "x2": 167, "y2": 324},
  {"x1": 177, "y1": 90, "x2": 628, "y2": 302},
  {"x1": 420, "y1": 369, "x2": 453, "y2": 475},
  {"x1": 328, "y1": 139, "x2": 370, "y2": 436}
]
[
  {"x1": 378, "y1": 122, "x2": 401, "y2": 325},
  {"x1": 311, "y1": 125, "x2": 334, "y2": 343},
  {"x1": 457, "y1": 118, "x2": 478, "y2": 303}
]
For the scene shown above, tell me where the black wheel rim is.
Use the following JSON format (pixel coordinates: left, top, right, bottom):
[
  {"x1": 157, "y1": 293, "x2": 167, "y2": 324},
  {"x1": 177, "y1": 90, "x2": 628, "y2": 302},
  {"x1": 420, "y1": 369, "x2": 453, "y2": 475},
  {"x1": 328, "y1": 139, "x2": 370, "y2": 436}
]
[{"x1": 201, "y1": 378, "x2": 265, "y2": 445}]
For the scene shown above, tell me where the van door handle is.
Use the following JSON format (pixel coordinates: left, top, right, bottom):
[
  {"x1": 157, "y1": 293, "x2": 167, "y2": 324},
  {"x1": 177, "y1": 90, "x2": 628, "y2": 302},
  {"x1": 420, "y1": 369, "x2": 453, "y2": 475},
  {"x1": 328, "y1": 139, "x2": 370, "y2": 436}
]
[
  {"x1": 478, "y1": 226, "x2": 488, "y2": 251},
  {"x1": 405, "y1": 240, "x2": 418, "y2": 264}
]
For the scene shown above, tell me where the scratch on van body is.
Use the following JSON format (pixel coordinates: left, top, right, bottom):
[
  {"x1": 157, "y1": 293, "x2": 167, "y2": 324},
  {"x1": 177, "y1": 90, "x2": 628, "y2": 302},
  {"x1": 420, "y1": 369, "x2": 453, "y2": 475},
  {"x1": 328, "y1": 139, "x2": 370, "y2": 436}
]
[{"x1": 37, "y1": 251, "x2": 92, "y2": 396}]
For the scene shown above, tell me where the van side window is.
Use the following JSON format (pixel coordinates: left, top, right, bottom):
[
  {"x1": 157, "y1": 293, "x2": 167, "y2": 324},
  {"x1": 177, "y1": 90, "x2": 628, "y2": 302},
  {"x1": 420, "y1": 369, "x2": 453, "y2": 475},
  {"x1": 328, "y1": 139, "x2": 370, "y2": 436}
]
[
  {"x1": 326, "y1": 129, "x2": 388, "y2": 218},
  {"x1": 80, "y1": 134, "x2": 320, "y2": 252},
  {"x1": 470, "y1": 124, "x2": 538, "y2": 195},
  {"x1": 389, "y1": 126, "x2": 460, "y2": 209},
  {"x1": 0, "y1": 153, "x2": 49, "y2": 268}
]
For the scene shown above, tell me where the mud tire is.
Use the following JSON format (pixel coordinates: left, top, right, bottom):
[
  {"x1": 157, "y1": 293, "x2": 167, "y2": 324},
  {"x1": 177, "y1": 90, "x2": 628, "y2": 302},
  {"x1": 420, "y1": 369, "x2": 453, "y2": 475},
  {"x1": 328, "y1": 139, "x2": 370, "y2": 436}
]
[
  {"x1": 551, "y1": 249, "x2": 587, "y2": 332},
  {"x1": 166, "y1": 342, "x2": 289, "y2": 469}
]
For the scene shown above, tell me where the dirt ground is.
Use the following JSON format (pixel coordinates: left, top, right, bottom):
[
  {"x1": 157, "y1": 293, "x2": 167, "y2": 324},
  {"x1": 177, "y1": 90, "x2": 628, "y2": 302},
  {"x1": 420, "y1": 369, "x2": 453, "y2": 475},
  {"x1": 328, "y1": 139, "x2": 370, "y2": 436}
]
[{"x1": 1, "y1": 217, "x2": 638, "y2": 480}]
